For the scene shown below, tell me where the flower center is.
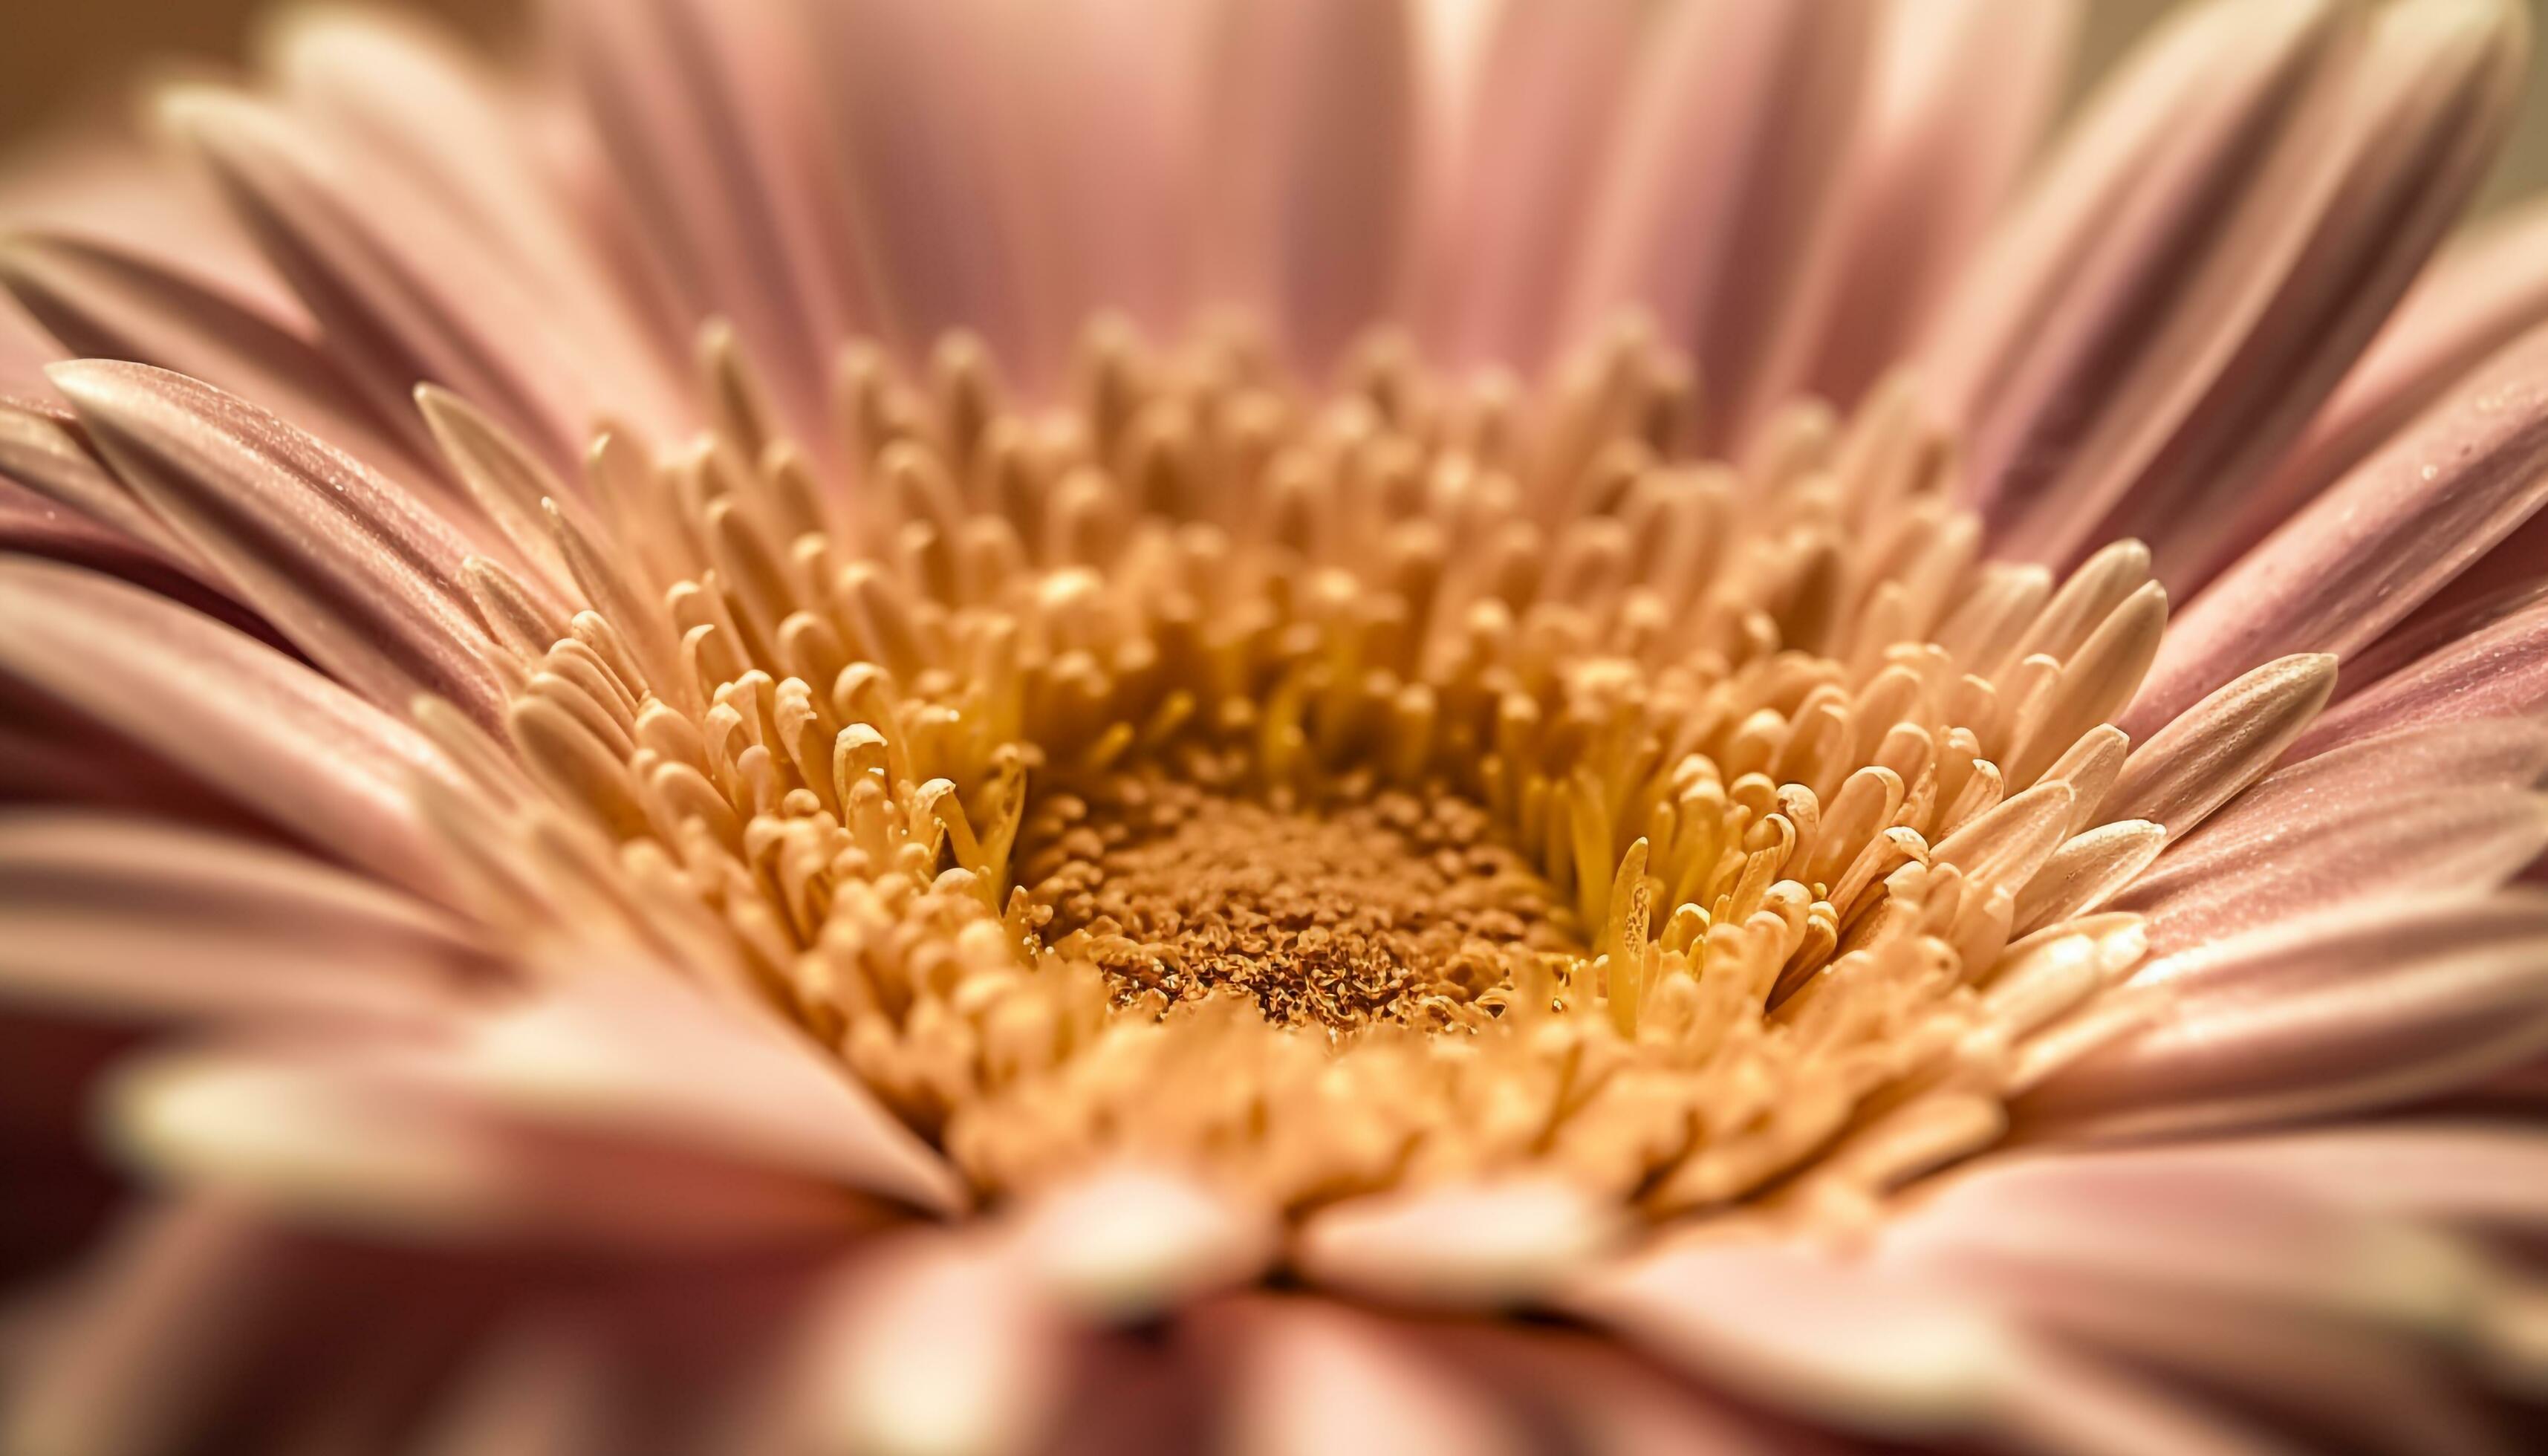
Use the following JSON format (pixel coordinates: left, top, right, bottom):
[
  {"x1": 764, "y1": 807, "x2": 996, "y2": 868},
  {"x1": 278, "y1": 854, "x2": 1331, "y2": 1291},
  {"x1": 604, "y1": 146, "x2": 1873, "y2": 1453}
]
[{"x1": 425, "y1": 313, "x2": 2156, "y2": 1220}]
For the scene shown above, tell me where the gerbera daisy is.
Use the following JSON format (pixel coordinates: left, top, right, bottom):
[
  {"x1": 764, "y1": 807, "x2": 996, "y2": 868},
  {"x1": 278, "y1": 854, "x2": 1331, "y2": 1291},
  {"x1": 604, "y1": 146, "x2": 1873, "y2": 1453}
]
[{"x1": 4, "y1": 0, "x2": 2548, "y2": 1450}]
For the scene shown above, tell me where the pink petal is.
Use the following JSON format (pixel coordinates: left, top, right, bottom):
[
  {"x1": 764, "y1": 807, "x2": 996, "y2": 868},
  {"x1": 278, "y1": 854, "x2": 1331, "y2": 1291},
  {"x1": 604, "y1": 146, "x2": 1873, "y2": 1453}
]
[
  {"x1": 545, "y1": 0, "x2": 851, "y2": 435},
  {"x1": 1207, "y1": 0, "x2": 1421, "y2": 377},
  {"x1": 2126, "y1": 316, "x2": 2548, "y2": 738},
  {"x1": 0, "y1": 395, "x2": 211, "y2": 568},
  {"x1": 1938, "y1": 0, "x2": 2526, "y2": 579},
  {"x1": 806, "y1": 0, "x2": 1050, "y2": 379},
  {"x1": 2053, "y1": 1123, "x2": 2548, "y2": 1232},
  {"x1": 158, "y1": 85, "x2": 631, "y2": 463},
  {"x1": 48, "y1": 359, "x2": 511, "y2": 726},
  {"x1": 0, "y1": 231, "x2": 444, "y2": 493},
  {"x1": 2292, "y1": 586, "x2": 2548, "y2": 755},
  {"x1": 1801, "y1": 0, "x2": 2081, "y2": 409},
  {"x1": 1567, "y1": 0, "x2": 1876, "y2": 449},
  {"x1": 2206, "y1": 194, "x2": 2548, "y2": 588},
  {"x1": 2113, "y1": 782, "x2": 2548, "y2": 958},
  {"x1": 1418, "y1": 0, "x2": 1644, "y2": 371},
  {"x1": 2021, "y1": 893, "x2": 2548, "y2": 1139},
  {"x1": 0, "y1": 811, "x2": 487, "y2": 1027},
  {"x1": 0, "y1": 557, "x2": 464, "y2": 903},
  {"x1": 1008, "y1": 1164, "x2": 1272, "y2": 1323}
]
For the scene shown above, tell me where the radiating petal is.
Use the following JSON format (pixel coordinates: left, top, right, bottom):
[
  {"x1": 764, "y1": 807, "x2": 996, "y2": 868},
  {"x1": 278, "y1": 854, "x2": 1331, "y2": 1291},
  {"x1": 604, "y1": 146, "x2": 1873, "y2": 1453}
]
[
  {"x1": 1567, "y1": 0, "x2": 1876, "y2": 449},
  {"x1": 1208, "y1": 0, "x2": 1421, "y2": 377},
  {"x1": 1008, "y1": 1164, "x2": 1272, "y2": 1324},
  {"x1": 2024, "y1": 894, "x2": 2548, "y2": 1138},
  {"x1": 2217, "y1": 195, "x2": 2548, "y2": 583},
  {"x1": 790, "y1": 1235, "x2": 1061, "y2": 1456},
  {"x1": 2292, "y1": 588, "x2": 2548, "y2": 755},
  {"x1": 157, "y1": 84, "x2": 631, "y2": 463},
  {"x1": 2124, "y1": 700, "x2": 2548, "y2": 957},
  {"x1": 1565, "y1": 1238, "x2": 2014, "y2": 1437},
  {"x1": 1217, "y1": 1298, "x2": 1526, "y2": 1456},
  {"x1": 807, "y1": 0, "x2": 1048, "y2": 380},
  {"x1": 0, "y1": 231, "x2": 443, "y2": 491},
  {"x1": 48, "y1": 359, "x2": 513, "y2": 725},
  {"x1": 0, "y1": 396, "x2": 209, "y2": 568},
  {"x1": 547, "y1": 0, "x2": 849, "y2": 436},
  {"x1": 1294, "y1": 1177, "x2": 1621, "y2": 1312},
  {"x1": 1419, "y1": 0, "x2": 1644, "y2": 371},
  {"x1": 2127, "y1": 316, "x2": 2548, "y2": 738},
  {"x1": 0, "y1": 557, "x2": 462, "y2": 902},
  {"x1": 1934, "y1": 0, "x2": 2526, "y2": 580},
  {"x1": 1801, "y1": 0, "x2": 2081, "y2": 409},
  {"x1": 0, "y1": 811, "x2": 486, "y2": 1026}
]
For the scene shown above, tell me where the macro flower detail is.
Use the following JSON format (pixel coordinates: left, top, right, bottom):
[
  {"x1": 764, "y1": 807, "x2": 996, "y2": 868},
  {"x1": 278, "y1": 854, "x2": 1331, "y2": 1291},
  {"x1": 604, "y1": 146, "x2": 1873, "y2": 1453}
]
[{"x1": 4, "y1": 0, "x2": 2548, "y2": 1452}]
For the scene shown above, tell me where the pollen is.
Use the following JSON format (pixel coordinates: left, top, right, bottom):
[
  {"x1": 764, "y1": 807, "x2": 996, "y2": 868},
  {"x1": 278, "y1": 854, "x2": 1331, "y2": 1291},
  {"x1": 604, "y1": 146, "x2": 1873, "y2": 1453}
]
[{"x1": 413, "y1": 312, "x2": 2166, "y2": 1221}]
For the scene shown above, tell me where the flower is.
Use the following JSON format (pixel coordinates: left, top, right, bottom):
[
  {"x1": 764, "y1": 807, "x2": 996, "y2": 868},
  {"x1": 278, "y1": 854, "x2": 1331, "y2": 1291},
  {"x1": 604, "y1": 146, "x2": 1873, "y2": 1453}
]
[{"x1": 4, "y1": 0, "x2": 2548, "y2": 1449}]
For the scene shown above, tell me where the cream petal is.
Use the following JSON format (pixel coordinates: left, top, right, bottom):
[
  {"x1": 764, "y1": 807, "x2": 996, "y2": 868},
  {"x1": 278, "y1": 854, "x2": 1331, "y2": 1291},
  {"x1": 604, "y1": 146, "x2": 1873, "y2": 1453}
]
[
  {"x1": 2120, "y1": 727, "x2": 2548, "y2": 958},
  {"x1": 1943, "y1": 0, "x2": 2526, "y2": 581},
  {"x1": 1007, "y1": 1163, "x2": 1273, "y2": 1324},
  {"x1": 1208, "y1": 0, "x2": 1420, "y2": 378},
  {"x1": 0, "y1": 811, "x2": 485, "y2": 1026},
  {"x1": 157, "y1": 84, "x2": 624, "y2": 463},
  {"x1": 2011, "y1": 820, "x2": 2168, "y2": 937},
  {"x1": 105, "y1": 1048, "x2": 886, "y2": 1248},
  {"x1": 547, "y1": 0, "x2": 850, "y2": 436},
  {"x1": 0, "y1": 557, "x2": 462, "y2": 903},
  {"x1": 2022, "y1": 894, "x2": 2548, "y2": 1139},
  {"x1": 0, "y1": 232, "x2": 443, "y2": 491},
  {"x1": 792, "y1": 1235, "x2": 1061, "y2": 1456},
  {"x1": 2292, "y1": 589, "x2": 2548, "y2": 755},
  {"x1": 2127, "y1": 316, "x2": 2548, "y2": 736},
  {"x1": 1800, "y1": 0, "x2": 2081, "y2": 409},
  {"x1": 1566, "y1": 0, "x2": 1876, "y2": 449},
  {"x1": 457, "y1": 970, "x2": 967, "y2": 1218},
  {"x1": 2208, "y1": 195, "x2": 2548, "y2": 588},
  {"x1": 48, "y1": 359, "x2": 510, "y2": 726},
  {"x1": 807, "y1": 0, "x2": 1049, "y2": 380},
  {"x1": 1564, "y1": 1237, "x2": 2015, "y2": 1437},
  {"x1": 2111, "y1": 650, "x2": 2342, "y2": 840},
  {"x1": 1293, "y1": 1177, "x2": 1622, "y2": 1312},
  {"x1": 1218, "y1": 1299, "x2": 1526, "y2": 1456},
  {"x1": 1419, "y1": 0, "x2": 1643, "y2": 371}
]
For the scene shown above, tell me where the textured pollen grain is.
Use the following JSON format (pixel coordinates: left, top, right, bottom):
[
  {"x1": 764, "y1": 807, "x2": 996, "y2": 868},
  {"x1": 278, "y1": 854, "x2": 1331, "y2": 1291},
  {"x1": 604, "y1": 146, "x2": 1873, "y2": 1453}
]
[{"x1": 1016, "y1": 774, "x2": 1582, "y2": 1033}]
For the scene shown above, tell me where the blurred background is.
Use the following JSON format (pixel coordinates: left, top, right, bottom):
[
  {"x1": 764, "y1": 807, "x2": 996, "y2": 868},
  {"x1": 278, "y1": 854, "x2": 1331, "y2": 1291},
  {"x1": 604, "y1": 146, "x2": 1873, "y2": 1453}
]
[{"x1": 7, "y1": 0, "x2": 2548, "y2": 214}]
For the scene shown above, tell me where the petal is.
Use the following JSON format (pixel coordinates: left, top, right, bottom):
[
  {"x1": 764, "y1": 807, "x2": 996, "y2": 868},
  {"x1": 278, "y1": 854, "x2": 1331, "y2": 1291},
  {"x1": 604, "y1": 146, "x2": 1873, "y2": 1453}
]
[
  {"x1": 0, "y1": 395, "x2": 210, "y2": 568},
  {"x1": 1007, "y1": 1164, "x2": 1273, "y2": 1324},
  {"x1": 1801, "y1": 0, "x2": 2081, "y2": 409},
  {"x1": 807, "y1": 0, "x2": 1050, "y2": 378},
  {"x1": 2022, "y1": 893, "x2": 2548, "y2": 1138},
  {"x1": 0, "y1": 231, "x2": 443, "y2": 491},
  {"x1": 1208, "y1": 0, "x2": 1421, "y2": 377},
  {"x1": 0, "y1": 557, "x2": 463, "y2": 903},
  {"x1": 2061, "y1": 1123, "x2": 2548, "y2": 1232},
  {"x1": 1939, "y1": 0, "x2": 2526, "y2": 579},
  {"x1": 2219, "y1": 194, "x2": 2548, "y2": 580},
  {"x1": 547, "y1": 0, "x2": 850, "y2": 435},
  {"x1": 2105, "y1": 652, "x2": 2340, "y2": 839},
  {"x1": 1293, "y1": 1177, "x2": 1622, "y2": 1312},
  {"x1": 788, "y1": 1234, "x2": 1062, "y2": 1456},
  {"x1": 48, "y1": 359, "x2": 511, "y2": 726},
  {"x1": 2125, "y1": 800, "x2": 2548, "y2": 943},
  {"x1": 0, "y1": 810, "x2": 486, "y2": 1027},
  {"x1": 1567, "y1": 0, "x2": 1876, "y2": 448},
  {"x1": 1215, "y1": 1298, "x2": 1527, "y2": 1456},
  {"x1": 158, "y1": 84, "x2": 628, "y2": 463},
  {"x1": 2292, "y1": 588, "x2": 2548, "y2": 755},
  {"x1": 2126, "y1": 316, "x2": 2548, "y2": 738},
  {"x1": 1566, "y1": 1236, "x2": 2018, "y2": 1436},
  {"x1": 1418, "y1": 0, "x2": 1644, "y2": 371}
]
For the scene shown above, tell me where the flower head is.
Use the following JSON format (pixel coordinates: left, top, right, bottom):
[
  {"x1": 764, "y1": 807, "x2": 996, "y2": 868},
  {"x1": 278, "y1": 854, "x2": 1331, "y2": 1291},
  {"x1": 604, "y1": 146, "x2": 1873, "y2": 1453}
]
[{"x1": 4, "y1": 0, "x2": 2548, "y2": 1452}]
